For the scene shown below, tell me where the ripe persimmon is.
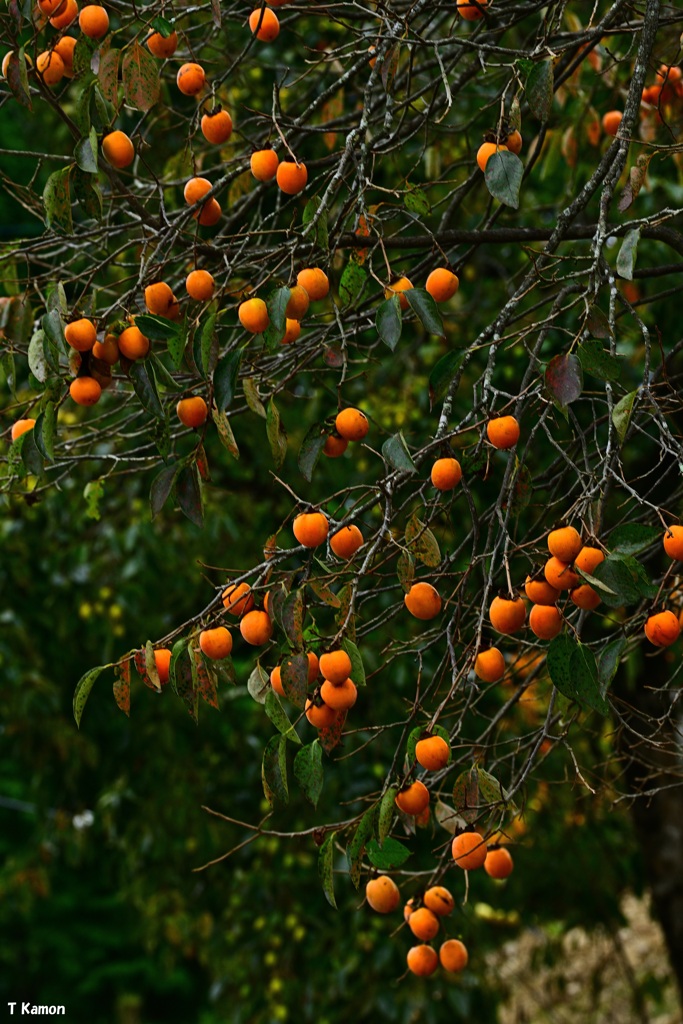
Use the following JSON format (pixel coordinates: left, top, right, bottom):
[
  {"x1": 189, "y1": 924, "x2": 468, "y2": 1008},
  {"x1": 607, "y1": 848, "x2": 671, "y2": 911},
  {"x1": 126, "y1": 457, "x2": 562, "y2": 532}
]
[
  {"x1": 10, "y1": 418, "x2": 36, "y2": 441},
  {"x1": 330, "y1": 524, "x2": 364, "y2": 559},
  {"x1": 199, "y1": 626, "x2": 233, "y2": 660},
  {"x1": 201, "y1": 109, "x2": 232, "y2": 145},
  {"x1": 270, "y1": 665, "x2": 285, "y2": 697},
  {"x1": 195, "y1": 198, "x2": 222, "y2": 226},
  {"x1": 49, "y1": 0, "x2": 78, "y2": 30},
  {"x1": 281, "y1": 318, "x2": 301, "y2": 345},
  {"x1": 305, "y1": 651, "x2": 320, "y2": 682},
  {"x1": 69, "y1": 376, "x2": 102, "y2": 406},
  {"x1": 176, "y1": 62, "x2": 206, "y2": 96},
  {"x1": 452, "y1": 831, "x2": 488, "y2": 870},
  {"x1": 425, "y1": 268, "x2": 459, "y2": 302},
  {"x1": 407, "y1": 945, "x2": 438, "y2": 977},
  {"x1": 505, "y1": 130, "x2": 523, "y2": 154},
  {"x1": 544, "y1": 556, "x2": 579, "y2": 591},
  {"x1": 36, "y1": 51, "x2": 65, "y2": 86},
  {"x1": 186, "y1": 270, "x2": 215, "y2": 301},
  {"x1": 293, "y1": 511, "x2": 329, "y2": 547},
  {"x1": 184, "y1": 177, "x2": 212, "y2": 205},
  {"x1": 408, "y1": 907, "x2": 440, "y2": 941},
  {"x1": 222, "y1": 582, "x2": 254, "y2": 615},
  {"x1": 78, "y1": 5, "x2": 109, "y2": 38},
  {"x1": 323, "y1": 434, "x2": 347, "y2": 457},
  {"x1": 424, "y1": 886, "x2": 454, "y2": 916},
  {"x1": 395, "y1": 780, "x2": 429, "y2": 815},
  {"x1": 524, "y1": 574, "x2": 559, "y2": 605},
  {"x1": 248, "y1": 7, "x2": 280, "y2": 41},
  {"x1": 365, "y1": 875, "x2": 400, "y2": 913},
  {"x1": 570, "y1": 584, "x2": 601, "y2": 611},
  {"x1": 319, "y1": 650, "x2": 352, "y2": 684},
  {"x1": 404, "y1": 582, "x2": 442, "y2": 620},
  {"x1": 154, "y1": 648, "x2": 172, "y2": 686},
  {"x1": 296, "y1": 267, "x2": 329, "y2": 301},
  {"x1": 102, "y1": 130, "x2": 135, "y2": 169},
  {"x1": 484, "y1": 846, "x2": 514, "y2": 879},
  {"x1": 118, "y1": 325, "x2": 150, "y2": 360},
  {"x1": 644, "y1": 610, "x2": 680, "y2": 647},
  {"x1": 547, "y1": 525, "x2": 582, "y2": 563},
  {"x1": 285, "y1": 284, "x2": 310, "y2": 321},
  {"x1": 384, "y1": 276, "x2": 413, "y2": 310},
  {"x1": 487, "y1": 415, "x2": 520, "y2": 449},
  {"x1": 92, "y1": 335, "x2": 119, "y2": 363},
  {"x1": 474, "y1": 646, "x2": 505, "y2": 682},
  {"x1": 457, "y1": 0, "x2": 487, "y2": 19},
  {"x1": 320, "y1": 677, "x2": 357, "y2": 710},
  {"x1": 251, "y1": 149, "x2": 279, "y2": 181},
  {"x1": 53, "y1": 36, "x2": 76, "y2": 76},
  {"x1": 147, "y1": 30, "x2": 178, "y2": 58},
  {"x1": 238, "y1": 297, "x2": 269, "y2": 333},
  {"x1": 304, "y1": 697, "x2": 336, "y2": 728},
  {"x1": 64, "y1": 318, "x2": 96, "y2": 352},
  {"x1": 38, "y1": 0, "x2": 65, "y2": 12},
  {"x1": 477, "y1": 142, "x2": 507, "y2": 171},
  {"x1": 663, "y1": 525, "x2": 683, "y2": 560},
  {"x1": 529, "y1": 603, "x2": 563, "y2": 640},
  {"x1": 335, "y1": 407, "x2": 368, "y2": 441},
  {"x1": 574, "y1": 545, "x2": 605, "y2": 575},
  {"x1": 431, "y1": 457, "x2": 462, "y2": 490},
  {"x1": 602, "y1": 110, "x2": 622, "y2": 136},
  {"x1": 144, "y1": 281, "x2": 176, "y2": 316},
  {"x1": 176, "y1": 396, "x2": 208, "y2": 428},
  {"x1": 415, "y1": 735, "x2": 450, "y2": 771},
  {"x1": 489, "y1": 595, "x2": 526, "y2": 634},
  {"x1": 439, "y1": 939, "x2": 468, "y2": 972},
  {"x1": 239, "y1": 609, "x2": 273, "y2": 645},
  {"x1": 276, "y1": 160, "x2": 308, "y2": 195}
]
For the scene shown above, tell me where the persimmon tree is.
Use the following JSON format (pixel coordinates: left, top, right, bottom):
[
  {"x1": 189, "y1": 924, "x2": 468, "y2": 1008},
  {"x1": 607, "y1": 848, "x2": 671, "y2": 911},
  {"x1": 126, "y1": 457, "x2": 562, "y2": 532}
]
[{"x1": 2, "y1": 0, "x2": 683, "y2": 997}]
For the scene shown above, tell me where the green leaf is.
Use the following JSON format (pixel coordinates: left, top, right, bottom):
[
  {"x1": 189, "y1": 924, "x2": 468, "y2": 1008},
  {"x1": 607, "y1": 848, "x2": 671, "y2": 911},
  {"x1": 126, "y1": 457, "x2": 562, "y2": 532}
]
[
  {"x1": 266, "y1": 398, "x2": 288, "y2": 469},
  {"x1": 366, "y1": 837, "x2": 411, "y2": 869},
  {"x1": 150, "y1": 462, "x2": 179, "y2": 519},
  {"x1": 72, "y1": 35, "x2": 97, "y2": 77},
  {"x1": 347, "y1": 806, "x2": 377, "y2": 889},
  {"x1": 308, "y1": 577, "x2": 341, "y2": 608},
  {"x1": 397, "y1": 550, "x2": 415, "y2": 592},
  {"x1": 212, "y1": 407, "x2": 240, "y2": 459},
  {"x1": 75, "y1": 127, "x2": 99, "y2": 174},
  {"x1": 526, "y1": 59, "x2": 554, "y2": 121},
  {"x1": 42, "y1": 309, "x2": 65, "y2": 366},
  {"x1": 73, "y1": 665, "x2": 106, "y2": 727},
  {"x1": 263, "y1": 286, "x2": 291, "y2": 353},
  {"x1": 405, "y1": 513, "x2": 441, "y2": 567},
  {"x1": 28, "y1": 330, "x2": 48, "y2": 383},
  {"x1": 341, "y1": 638, "x2": 365, "y2": 686},
  {"x1": 213, "y1": 348, "x2": 243, "y2": 411},
  {"x1": 122, "y1": 42, "x2": 160, "y2": 111},
  {"x1": 377, "y1": 787, "x2": 398, "y2": 845},
  {"x1": 262, "y1": 734, "x2": 289, "y2": 807},
  {"x1": 113, "y1": 659, "x2": 130, "y2": 717},
  {"x1": 429, "y1": 351, "x2": 464, "y2": 409},
  {"x1": 545, "y1": 353, "x2": 583, "y2": 409},
  {"x1": 547, "y1": 634, "x2": 609, "y2": 715},
  {"x1": 280, "y1": 653, "x2": 308, "y2": 709},
  {"x1": 134, "y1": 313, "x2": 182, "y2": 342},
  {"x1": 339, "y1": 261, "x2": 367, "y2": 309},
  {"x1": 609, "y1": 523, "x2": 660, "y2": 555},
  {"x1": 484, "y1": 150, "x2": 524, "y2": 210},
  {"x1": 243, "y1": 378, "x2": 267, "y2": 418},
  {"x1": 98, "y1": 46, "x2": 120, "y2": 104},
  {"x1": 150, "y1": 353, "x2": 181, "y2": 392},
  {"x1": 302, "y1": 196, "x2": 329, "y2": 250},
  {"x1": 585, "y1": 305, "x2": 613, "y2": 340},
  {"x1": 591, "y1": 554, "x2": 656, "y2": 607},
  {"x1": 247, "y1": 664, "x2": 270, "y2": 704},
  {"x1": 452, "y1": 767, "x2": 480, "y2": 824},
  {"x1": 265, "y1": 690, "x2": 302, "y2": 744},
  {"x1": 612, "y1": 390, "x2": 637, "y2": 444},
  {"x1": 33, "y1": 402, "x2": 56, "y2": 462},
  {"x1": 281, "y1": 590, "x2": 305, "y2": 649},
  {"x1": 293, "y1": 740, "x2": 324, "y2": 807},
  {"x1": 477, "y1": 768, "x2": 506, "y2": 807},
  {"x1": 176, "y1": 463, "x2": 204, "y2": 528},
  {"x1": 43, "y1": 168, "x2": 73, "y2": 235},
  {"x1": 376, "y1": 295, "x2": 402, "y2": 351},
  {"x1": 616, "y1": 227, "x2": 640, "y2": 281},
  {"x1": 405, "y1": 287, "x2": 444, "y2": 337},
  {"x1": 71, "y1": 166, "x2": 103, "y2": 220},
  {"x1": 382, "y1": 431, "x2": 416, "y2": 473},
  {"x1": 199, "y1": 313, "x2": 218, "y2": 378},
  {"x1": 128, "y1": 359, "x2": 164, "y2": 419},
  {"x1": 318, "y1": 832, "x2": 337, "y2": 909},
  {"x1": 577, "y1": 340, "x2": 621, "y2": 382},
  {"x1": 151, "y1": 15, "x2": 174, "y2": 35},
  {"x1": 83, "y1": 477, "x2": 104, "y2": 520},
  {"x1": 598, "y1": 636, "x2": 626, "y2": 696},
  {"x1": 5, "y1": 49, "x2": 31, "y2": 109},
  {"x1": 168, "y1": 637, "x2": 188, "y2": 694},
  {"x1": 404, "y1": 185, "x2": 430, "y2": 216},
  {"x1": 47, "y1": 282, "x2": 68, "y2": 314},
  {"x1": 298, "y1": 422, "x2": 328, "y2": 483}
]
